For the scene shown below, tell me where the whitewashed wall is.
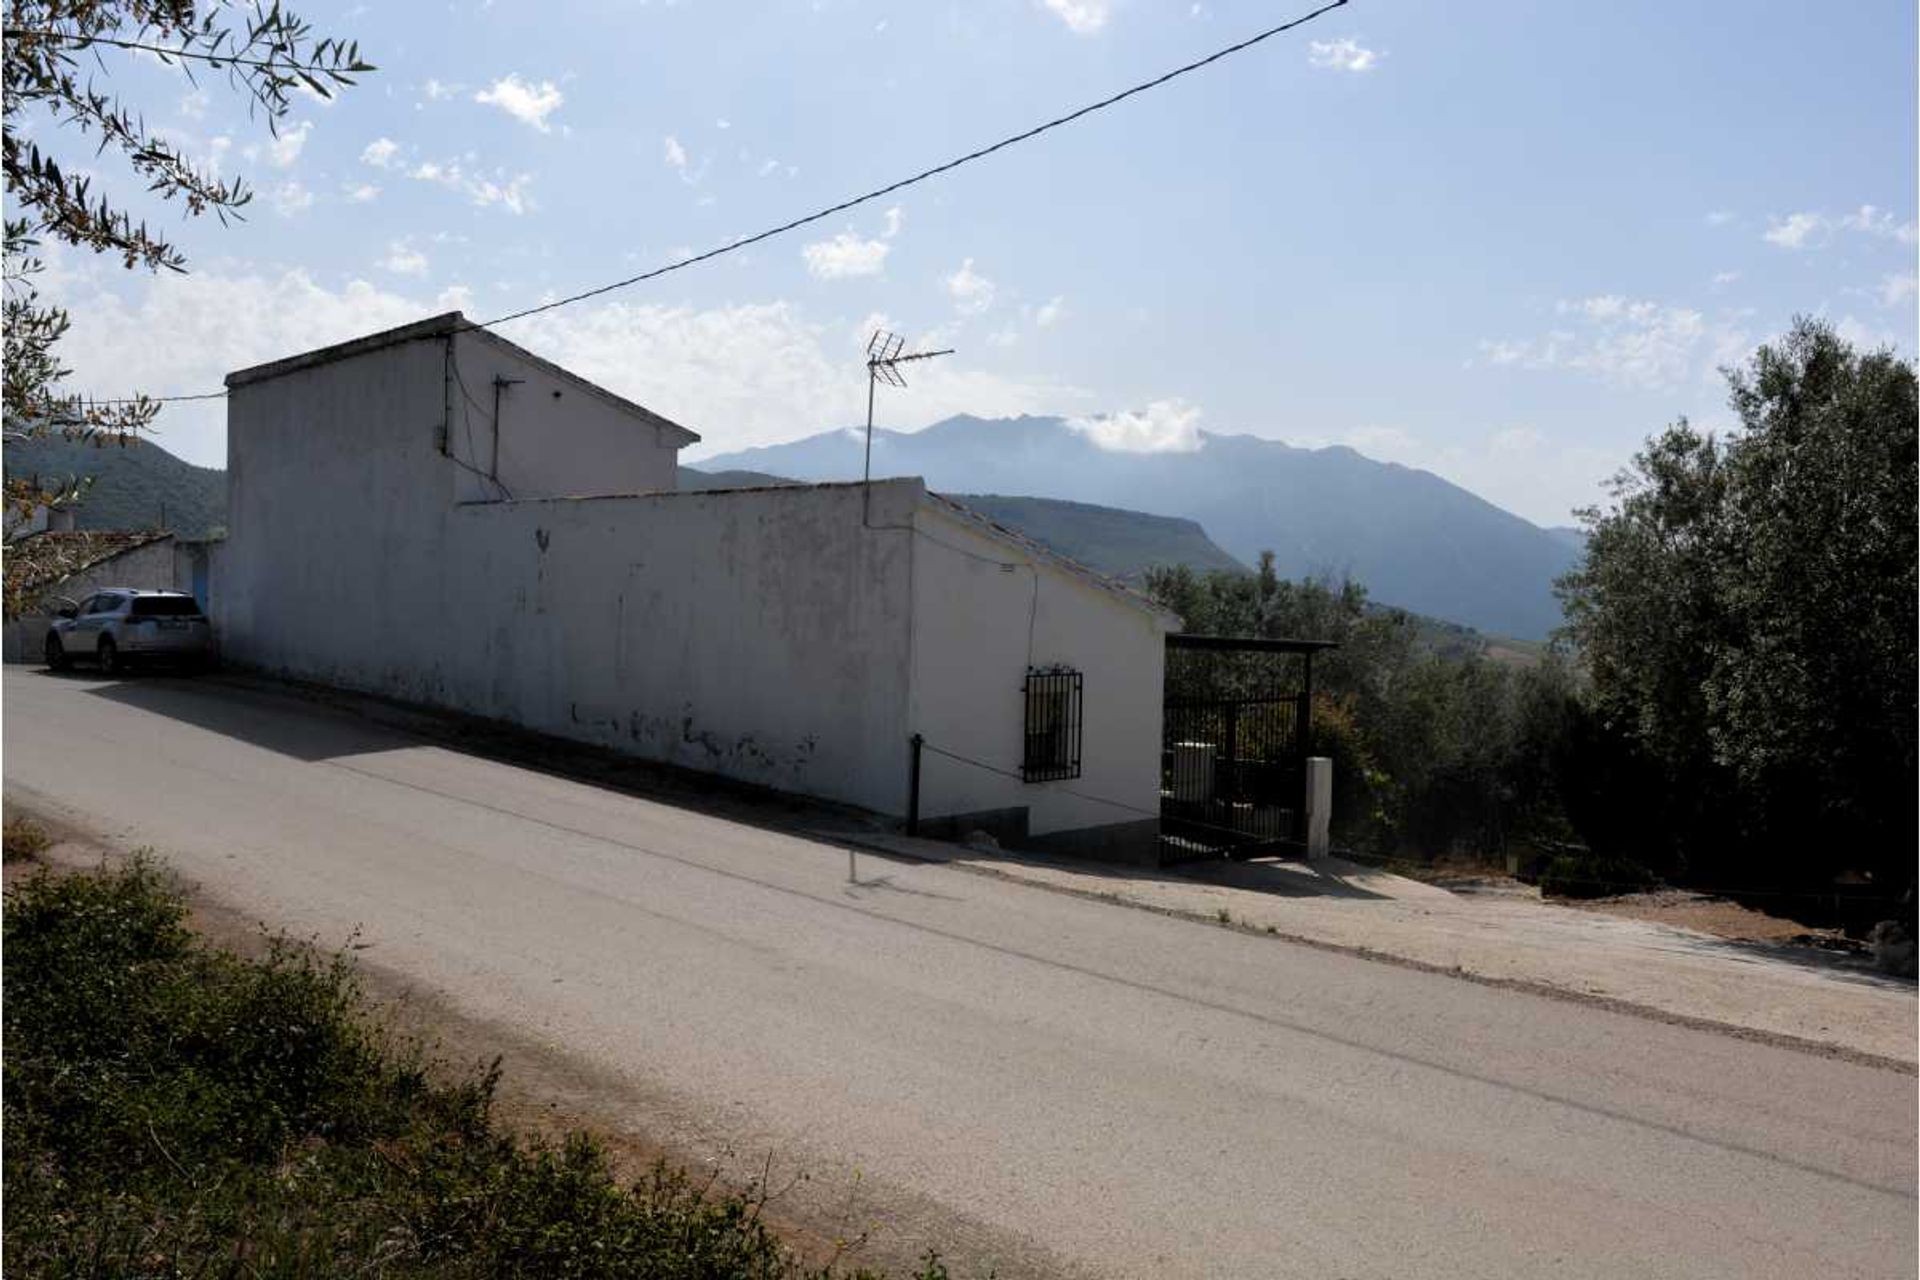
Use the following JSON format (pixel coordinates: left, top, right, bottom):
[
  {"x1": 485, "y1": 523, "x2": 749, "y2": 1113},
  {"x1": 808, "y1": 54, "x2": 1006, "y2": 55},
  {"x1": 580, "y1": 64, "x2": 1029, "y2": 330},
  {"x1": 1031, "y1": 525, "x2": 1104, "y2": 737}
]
[
  {"x1": 220, "y1": 316, "x2": 1169, "y2": 854},
  {"x1": 907, "y1": 504, "x2": 1170, "y2": 857},
  {"x1": 226, "y1": 326, "x2": 918, "y2": 808},
  {"x1": 447, "y1": 329, "x2": 688, "y2": 503},
  {"x1": 437, "y1": 482, "x2": 917, "y2": 810}
]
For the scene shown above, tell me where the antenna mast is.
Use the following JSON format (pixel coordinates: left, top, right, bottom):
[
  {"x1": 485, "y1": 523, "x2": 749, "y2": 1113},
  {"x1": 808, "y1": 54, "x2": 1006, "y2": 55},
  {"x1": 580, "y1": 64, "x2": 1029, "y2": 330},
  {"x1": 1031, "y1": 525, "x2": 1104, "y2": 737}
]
[{"x1": 863, "y1": 330, "x2": 953, "y2": 520}]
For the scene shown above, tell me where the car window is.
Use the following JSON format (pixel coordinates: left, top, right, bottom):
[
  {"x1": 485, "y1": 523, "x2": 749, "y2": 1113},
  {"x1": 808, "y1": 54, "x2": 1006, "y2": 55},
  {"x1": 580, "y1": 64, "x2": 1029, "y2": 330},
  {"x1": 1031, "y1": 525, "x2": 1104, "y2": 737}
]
[
  {"x1": 88, "y1": 594, "x2": 121, "y2": 615},
  {"x1": 75, "y1": 594, "x2": 104, "y2": 615},
  {"x1": 130, "y1": 597, "x2": 202, "y2": 618}
]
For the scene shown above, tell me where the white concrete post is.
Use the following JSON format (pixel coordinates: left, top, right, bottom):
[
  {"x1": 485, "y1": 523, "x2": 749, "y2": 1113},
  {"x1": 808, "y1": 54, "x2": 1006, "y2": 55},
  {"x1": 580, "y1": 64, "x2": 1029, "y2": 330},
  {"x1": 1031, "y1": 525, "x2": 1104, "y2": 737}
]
[{"x1": 1305, "y1": 756, "x2": 1333, "y2": 863}]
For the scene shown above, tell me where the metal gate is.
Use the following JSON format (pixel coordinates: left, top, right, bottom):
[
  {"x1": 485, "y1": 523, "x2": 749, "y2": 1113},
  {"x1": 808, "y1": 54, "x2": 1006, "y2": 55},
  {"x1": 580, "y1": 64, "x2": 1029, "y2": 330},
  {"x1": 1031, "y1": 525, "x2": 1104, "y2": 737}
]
[{"x1": 1159, "y1": 634, "x2": 1335, "y2": 862}]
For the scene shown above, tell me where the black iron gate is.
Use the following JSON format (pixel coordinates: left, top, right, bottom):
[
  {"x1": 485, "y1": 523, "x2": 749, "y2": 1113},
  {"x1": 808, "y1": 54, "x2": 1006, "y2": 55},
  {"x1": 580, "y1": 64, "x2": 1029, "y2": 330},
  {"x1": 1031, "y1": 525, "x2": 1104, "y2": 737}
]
[{"x1": 1159, "y1": 634, "x2": 1336, "y2": 862}]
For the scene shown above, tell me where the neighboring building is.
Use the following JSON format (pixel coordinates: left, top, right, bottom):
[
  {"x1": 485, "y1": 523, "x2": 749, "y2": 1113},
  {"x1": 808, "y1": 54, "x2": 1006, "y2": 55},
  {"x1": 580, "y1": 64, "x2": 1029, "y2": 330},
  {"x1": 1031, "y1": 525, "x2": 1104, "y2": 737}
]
[
  {"x1": 2, "y1": 528, "x2": 177, "y2": 662},
  {"x1": 218, "y1": 313, "x2": 1177, "y2": 862}
]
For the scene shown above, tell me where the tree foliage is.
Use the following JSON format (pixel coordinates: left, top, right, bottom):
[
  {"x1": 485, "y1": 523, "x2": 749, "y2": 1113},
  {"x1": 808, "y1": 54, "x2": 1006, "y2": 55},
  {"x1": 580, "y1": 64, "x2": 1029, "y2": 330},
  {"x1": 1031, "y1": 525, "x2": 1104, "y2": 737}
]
[
  {"x1": 1557, "y1": 318, "x2": 1917, "y2": 891},
  {"x1": 2, "y1": 0, "x2": 371, "y2": 520}
]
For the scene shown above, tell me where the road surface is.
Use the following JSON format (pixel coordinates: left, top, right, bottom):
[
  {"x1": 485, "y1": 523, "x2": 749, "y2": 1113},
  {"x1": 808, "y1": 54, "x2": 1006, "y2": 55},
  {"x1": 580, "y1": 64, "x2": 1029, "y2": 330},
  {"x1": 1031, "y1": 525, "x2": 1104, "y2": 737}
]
[{"x1": 4, "y1": 668, "x2": 1914, "y2": 1278}]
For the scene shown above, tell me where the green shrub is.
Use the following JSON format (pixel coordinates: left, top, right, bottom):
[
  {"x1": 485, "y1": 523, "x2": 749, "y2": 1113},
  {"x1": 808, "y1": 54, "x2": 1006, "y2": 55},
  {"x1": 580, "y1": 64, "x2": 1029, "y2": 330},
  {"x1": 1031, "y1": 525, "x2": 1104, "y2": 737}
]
[{"x1": 1538, "y1": 852, "x2": 1659, "y2": 899}]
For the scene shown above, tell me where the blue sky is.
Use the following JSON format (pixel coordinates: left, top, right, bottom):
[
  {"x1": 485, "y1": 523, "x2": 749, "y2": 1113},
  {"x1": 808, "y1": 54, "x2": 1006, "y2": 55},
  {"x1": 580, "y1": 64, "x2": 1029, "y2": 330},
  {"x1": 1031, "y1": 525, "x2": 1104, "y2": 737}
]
[{"x1": 26, "y1": 0, "x2": 1918, "y2": 526}]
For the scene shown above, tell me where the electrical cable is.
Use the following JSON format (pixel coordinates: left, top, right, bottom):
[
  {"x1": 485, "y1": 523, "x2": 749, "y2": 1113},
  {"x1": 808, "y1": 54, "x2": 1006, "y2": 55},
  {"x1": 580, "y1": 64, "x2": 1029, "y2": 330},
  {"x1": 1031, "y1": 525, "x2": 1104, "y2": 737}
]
[{"x1": 55, "y1": 0, "x2": 1351, "y2": 406}]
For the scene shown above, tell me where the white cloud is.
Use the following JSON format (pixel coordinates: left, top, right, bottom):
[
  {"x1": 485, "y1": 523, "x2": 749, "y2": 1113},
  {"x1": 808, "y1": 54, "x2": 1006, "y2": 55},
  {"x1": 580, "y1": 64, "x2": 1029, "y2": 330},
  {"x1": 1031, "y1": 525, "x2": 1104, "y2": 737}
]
[
  {"x1": 1068, "y1": 399, "x2": 1204, "y2": 453},
  {"x1": 422, "y1": 78, "x2": 461, "y2": 101},
  {"x1": 1034, "y1": 295, "x2": 1066, "y2": 327},
  {"x1": 1308, "y1": 38, "x2": 1380, "y2": 72},
  {"x1": 378, "y1": 241, "x2": 429, "y2": 276},
  {"x1": 1477, "y1": 295, "x2": 1752, "y2": 392},
  {"x1": 1843, "y1": 204, "x2": 1919, "y2": 245},
  {"x1": 756, "y1": 158, "x2": 781, "y2": 178},
  {"x1": 1878, "y1": 271, "x2": 1918, "y2": 308},
  {"x1": 1762, "y1": 211, "x2": 1825, "y2": 249},
  {"x1": 802, "y1": 232, "x2": 889, "y2": 279},
  {"x1": 1704, "y1": 210, "x2": 1735, "y2": 227},
  {"x1": 41, "y1": 265, "x2": 1088, "y2": 468},
  {"x1": 663, "y1": 135, "x2": 688, "y2": 169},
  {"x1": 408, "y1": 160, "x2": 533, "y2": 214},
  {"x1": 361, "y1": 136, "x2": 401, "y2": 169},
  {"x1": 178, "y1": 88, "x2": 210, "y2": 120},
  {"x1": 882, "y1": 205, "x2": 903, "y2": 238},
  {"x1": 1832, "y1": 313, "x2": 1908, "y2": 353},
  {"x1": 474, "y1": 74, "x2": 564, "y2": 132},
  {"x1": 1040, "y1": 0, "x2": 1109, "y2": 35},
  {"x1": 268, "y1": 180, "x2": 314, "y2": 217},
  {"x1": 1763, "y1": 205, "x2": 1919, "y2": 251},
  {"x1": 945, "y1": 258, "x2": 996, "y2": 314},
  {"x1": 266, "y1": 120, "x2": 312, "y2": 169},
  {"x1": 1709, "y1": 270, "x2": 1740, "y2": 289},
  {"x1": 344, "y1": 182, "x2": 381, "y2": 203}
]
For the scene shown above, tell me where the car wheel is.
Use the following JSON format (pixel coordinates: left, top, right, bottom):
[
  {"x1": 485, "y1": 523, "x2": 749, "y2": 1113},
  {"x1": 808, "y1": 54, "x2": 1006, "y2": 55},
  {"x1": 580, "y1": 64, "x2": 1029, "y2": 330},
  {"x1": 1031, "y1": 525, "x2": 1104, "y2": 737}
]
[
  {"x1": 96, "y1": 636, "x2": 121, "y2": 676},
  {"x1": 44, "y1": 634, "x2": 68, "y2": 671}
]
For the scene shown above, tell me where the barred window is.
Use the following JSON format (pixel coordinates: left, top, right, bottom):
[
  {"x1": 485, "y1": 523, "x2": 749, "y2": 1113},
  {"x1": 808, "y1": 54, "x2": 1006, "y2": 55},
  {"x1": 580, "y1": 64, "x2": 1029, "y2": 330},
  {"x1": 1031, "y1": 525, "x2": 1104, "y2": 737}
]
[{"x1": 1022, "y1": 667, "x2": 1083, "y2": 782}]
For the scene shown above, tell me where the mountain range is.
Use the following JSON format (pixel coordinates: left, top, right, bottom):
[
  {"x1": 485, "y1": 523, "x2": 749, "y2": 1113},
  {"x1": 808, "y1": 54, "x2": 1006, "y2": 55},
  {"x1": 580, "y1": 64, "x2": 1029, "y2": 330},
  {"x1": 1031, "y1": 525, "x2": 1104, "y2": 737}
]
[
  {"x1": 8, "y1": 418, "x2": 1587, "y2": 640},
  {"x1": 701, "y1": 415, "x2": 1585, "y2": 639}
]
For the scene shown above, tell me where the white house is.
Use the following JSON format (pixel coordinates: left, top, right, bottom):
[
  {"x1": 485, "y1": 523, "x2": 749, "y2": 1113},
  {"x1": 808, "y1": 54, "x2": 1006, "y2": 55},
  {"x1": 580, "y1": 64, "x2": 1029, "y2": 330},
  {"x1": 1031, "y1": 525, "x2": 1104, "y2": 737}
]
[{"x1": 218, "y1": 313, "x2": 1178, "y2": 862}]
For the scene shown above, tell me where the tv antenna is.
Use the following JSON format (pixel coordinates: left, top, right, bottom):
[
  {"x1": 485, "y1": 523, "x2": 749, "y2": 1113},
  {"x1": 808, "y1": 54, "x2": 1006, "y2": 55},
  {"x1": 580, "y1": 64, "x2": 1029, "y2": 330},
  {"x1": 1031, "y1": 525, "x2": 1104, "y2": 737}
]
[{"x1": 862, "y1": 330, "x2": 954, "y2": 502}]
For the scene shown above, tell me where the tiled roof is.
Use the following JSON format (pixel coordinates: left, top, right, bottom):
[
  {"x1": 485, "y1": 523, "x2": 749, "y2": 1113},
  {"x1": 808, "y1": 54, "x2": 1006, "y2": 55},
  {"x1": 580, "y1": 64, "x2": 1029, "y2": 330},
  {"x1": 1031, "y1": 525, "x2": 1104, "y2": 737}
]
[{"x1": 3, "y1": 529, "x2": 171, "y2": 610}]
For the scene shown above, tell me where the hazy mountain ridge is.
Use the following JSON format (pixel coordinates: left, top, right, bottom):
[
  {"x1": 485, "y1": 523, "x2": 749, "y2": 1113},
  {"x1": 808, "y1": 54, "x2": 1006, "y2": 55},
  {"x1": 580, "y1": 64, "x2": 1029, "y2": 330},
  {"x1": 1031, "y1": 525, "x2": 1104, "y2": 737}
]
[{"x1": 698, "y1": 414, "x2": 1585, "y2": 638}]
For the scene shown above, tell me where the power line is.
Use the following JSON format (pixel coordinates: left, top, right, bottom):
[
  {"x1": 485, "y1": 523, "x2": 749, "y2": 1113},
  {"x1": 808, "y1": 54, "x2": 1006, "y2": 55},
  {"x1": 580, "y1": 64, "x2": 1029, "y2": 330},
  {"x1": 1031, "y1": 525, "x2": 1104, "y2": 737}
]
[
  {"x1": 476, "y1": 0, "x2": 1347, "y2": 329},
  {"x1": 47, "y1": 0, "x2": 1351, "y2": 406}
]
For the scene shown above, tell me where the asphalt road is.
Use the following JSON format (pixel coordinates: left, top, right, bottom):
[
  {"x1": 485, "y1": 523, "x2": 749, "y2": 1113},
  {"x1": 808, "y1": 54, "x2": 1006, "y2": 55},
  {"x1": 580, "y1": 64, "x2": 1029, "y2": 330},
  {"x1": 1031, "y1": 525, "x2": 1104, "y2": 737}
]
[{"x1": 5, "y1": 667, "x2": 1915, "y2": 1279}]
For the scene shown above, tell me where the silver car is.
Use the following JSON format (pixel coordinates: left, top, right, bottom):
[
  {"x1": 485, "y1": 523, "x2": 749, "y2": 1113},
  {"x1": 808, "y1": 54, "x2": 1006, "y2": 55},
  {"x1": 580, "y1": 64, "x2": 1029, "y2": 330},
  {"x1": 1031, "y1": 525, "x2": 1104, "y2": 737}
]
[{"x1": 44, "y1": 589, "x2": 215, "y2": 675}]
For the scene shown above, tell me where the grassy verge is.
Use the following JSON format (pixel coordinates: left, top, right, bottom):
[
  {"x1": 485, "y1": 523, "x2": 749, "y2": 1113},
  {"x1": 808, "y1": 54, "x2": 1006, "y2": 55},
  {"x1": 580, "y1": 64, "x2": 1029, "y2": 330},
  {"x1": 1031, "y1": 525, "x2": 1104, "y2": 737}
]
[{"x1": 3, "y1": 857, "x2": 952, "y2": 1279}]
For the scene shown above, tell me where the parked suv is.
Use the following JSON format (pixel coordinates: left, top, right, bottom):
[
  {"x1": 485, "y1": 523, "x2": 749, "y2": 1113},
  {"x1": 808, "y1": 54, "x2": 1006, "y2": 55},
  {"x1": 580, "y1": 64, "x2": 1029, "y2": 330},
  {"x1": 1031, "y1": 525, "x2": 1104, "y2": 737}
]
[{"x1": 44, "y1": 589, "x2": 215, "y2": 675}]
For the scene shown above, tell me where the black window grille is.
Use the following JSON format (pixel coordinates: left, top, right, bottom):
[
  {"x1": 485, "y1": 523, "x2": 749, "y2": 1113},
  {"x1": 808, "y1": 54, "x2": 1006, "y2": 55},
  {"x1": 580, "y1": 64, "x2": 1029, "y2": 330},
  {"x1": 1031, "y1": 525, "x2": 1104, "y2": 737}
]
[{"x1": 1022, "y1": 667, "x2": 1083, "y2": 782}]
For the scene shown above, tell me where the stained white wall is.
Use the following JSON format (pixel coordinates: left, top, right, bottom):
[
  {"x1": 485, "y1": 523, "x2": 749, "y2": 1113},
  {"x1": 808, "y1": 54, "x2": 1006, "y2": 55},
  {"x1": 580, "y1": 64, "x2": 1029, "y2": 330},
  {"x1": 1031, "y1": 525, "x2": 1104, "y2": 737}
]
[
  {"x1": 907, "y1": 503, "x2": 1171, "y2": 843},
  {"x1": 222, "y1": 332, "x2": 455, "y2": 682},
  {"x1": 220, "y1": 318, "x2": 1169, "y2": 848},
  {"x1": 225, "y1": 328, "x2": 919, "y2": 808},
  {"x1": 446, "y1": 329, "x2": 687, "y2": 504},
  {"x1": 435, "y1": 482, "x2": 916, "y2": 809}
]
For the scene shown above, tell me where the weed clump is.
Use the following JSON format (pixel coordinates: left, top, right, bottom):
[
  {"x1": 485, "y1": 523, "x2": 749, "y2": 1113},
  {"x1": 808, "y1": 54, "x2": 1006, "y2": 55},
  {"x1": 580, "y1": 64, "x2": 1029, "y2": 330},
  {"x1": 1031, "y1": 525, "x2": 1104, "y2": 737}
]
[{"x1": 3, "y1": 858, "x2": 937, "y2": 1278}]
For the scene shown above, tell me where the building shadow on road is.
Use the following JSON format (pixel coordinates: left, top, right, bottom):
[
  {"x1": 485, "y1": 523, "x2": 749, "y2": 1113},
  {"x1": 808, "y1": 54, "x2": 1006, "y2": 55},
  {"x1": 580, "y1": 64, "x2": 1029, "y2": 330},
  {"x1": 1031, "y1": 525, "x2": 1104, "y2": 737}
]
[{"x1": 62, "y1": 669, "x2": 927, "y2": 870}]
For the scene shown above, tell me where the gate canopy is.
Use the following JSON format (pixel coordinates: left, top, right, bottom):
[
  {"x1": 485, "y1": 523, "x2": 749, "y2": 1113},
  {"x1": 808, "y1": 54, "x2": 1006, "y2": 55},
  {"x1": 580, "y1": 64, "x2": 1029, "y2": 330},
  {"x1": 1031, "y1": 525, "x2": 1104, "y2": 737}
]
[{"x1": 1161, "y1": 633, "x2": 1338, "y2": 863}]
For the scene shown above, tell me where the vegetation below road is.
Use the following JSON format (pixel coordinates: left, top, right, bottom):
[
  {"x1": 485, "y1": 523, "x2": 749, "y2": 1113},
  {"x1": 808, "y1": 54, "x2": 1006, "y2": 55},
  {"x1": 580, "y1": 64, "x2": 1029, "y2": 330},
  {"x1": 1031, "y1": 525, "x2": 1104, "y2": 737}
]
[{"x1": 2, "y1": 855, "x2": 947, "y2": 1279}]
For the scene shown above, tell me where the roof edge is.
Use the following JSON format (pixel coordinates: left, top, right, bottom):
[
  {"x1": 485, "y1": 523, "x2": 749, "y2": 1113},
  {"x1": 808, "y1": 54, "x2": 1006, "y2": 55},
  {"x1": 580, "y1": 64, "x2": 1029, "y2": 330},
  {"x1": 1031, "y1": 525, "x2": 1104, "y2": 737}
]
[
  {"x1": 224, "y1": 311, "x2": 702, "y2": 446},
  {"x1": 226, "y1": 312, "x2": 463, "y2": 388}
]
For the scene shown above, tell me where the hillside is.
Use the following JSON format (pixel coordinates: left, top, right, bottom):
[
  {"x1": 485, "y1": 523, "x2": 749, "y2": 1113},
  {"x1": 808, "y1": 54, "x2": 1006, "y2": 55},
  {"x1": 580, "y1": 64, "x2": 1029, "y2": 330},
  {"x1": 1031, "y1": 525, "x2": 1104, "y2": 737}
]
[
  {"x1": 5, "y1": 436, "x2": 225, "y2": 539},
  {"x1": 699, "y1": 415, "x2": 1585, "y2": 639},
  {"x1": 948, "y1": 493, "x2": 1245, "y2": 581}
]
